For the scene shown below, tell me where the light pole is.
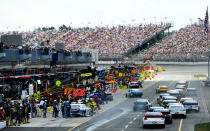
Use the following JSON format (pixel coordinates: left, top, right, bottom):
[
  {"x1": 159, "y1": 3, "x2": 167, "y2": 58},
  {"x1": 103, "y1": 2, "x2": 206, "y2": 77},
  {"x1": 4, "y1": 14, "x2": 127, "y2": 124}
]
[{"x1": 207, "y1": 34, "x2": 209, "y2": 80}]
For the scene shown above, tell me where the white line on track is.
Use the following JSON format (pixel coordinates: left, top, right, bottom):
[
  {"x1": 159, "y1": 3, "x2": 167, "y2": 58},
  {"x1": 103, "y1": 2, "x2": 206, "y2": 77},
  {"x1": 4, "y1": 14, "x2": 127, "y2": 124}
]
[
  {"x1": 133, "y1": 117, "x2": 136, "y2": 121},
  {"x1": 125, "y1": 125, "x2": 129, "y2": 128},
  {"x1": 121, "y1": 130, "x2": 124, "y2": 131},
  {"x1": 137, "y1": 115, "x2": 140, "y2": 117},
  {"x1": 129, "y1": 121, "x2": 133, "y2": 124}
]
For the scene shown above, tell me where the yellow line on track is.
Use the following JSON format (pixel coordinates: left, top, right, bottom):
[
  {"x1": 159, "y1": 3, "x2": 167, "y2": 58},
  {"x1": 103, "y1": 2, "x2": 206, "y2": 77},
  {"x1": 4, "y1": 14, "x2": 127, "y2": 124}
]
[{"x1": 178, "y1": 119, "x2": 183, "y2": 131}]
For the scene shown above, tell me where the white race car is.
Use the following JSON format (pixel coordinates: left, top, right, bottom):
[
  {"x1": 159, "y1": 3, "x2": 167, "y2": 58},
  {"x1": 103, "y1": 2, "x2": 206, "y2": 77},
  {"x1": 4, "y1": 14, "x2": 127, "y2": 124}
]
[
  {"x1": 183, "y1": 100, "x2": 200, "y2": 112},
  {"x1": 142, "y1": 112, "x2": 165, "y2": 128},
  {"x1": 71, "y1": 103, "x2": 93, "y2": 117},
  {"x1": 167, "y1": 103, "x2": 186, "y2": 118}
]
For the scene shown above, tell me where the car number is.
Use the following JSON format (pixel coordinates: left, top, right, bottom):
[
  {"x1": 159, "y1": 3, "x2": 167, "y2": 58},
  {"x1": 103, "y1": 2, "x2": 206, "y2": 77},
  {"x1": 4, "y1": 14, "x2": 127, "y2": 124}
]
[{"x1": 152, "y1": 121, "x2": 157, "y2": 124}]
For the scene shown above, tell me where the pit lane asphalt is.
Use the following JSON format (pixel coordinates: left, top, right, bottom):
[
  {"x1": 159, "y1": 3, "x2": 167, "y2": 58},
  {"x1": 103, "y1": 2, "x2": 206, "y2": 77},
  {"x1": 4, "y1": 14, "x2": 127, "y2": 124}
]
[{"x1": 73, "y1": 67, "x2": 210, "y2": 131}]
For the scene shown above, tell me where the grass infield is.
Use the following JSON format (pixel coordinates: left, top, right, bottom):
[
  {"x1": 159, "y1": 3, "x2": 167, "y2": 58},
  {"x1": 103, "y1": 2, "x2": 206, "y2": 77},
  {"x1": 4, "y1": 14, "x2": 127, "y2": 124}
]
[
  {"x1": 194, "y1": 74, "x2": 206, "y2": 78},
  {"x1": 195, "y1": 122, "x2": 210, "y2": 131}
]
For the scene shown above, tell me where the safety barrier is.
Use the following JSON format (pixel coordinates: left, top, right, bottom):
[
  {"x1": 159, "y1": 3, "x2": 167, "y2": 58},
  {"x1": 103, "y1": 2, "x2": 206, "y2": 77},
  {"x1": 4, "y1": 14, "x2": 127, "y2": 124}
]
[{"x1": 0, "y1": 49, "x2": 92, "y2": 62}]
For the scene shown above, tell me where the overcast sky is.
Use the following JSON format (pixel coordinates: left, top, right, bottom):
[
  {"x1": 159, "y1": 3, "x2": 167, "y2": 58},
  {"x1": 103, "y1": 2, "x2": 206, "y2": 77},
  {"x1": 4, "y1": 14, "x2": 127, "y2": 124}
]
[{"x1": 0, "y1": 0, "x2": 209, "y2": 31}]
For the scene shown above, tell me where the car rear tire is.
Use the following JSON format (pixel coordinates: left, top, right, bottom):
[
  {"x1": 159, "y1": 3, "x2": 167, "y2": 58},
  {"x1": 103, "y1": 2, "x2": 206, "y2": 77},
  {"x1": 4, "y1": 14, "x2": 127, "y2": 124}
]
[
  {"x1": 162, "y1": 124, "x2": 165, "y2": 128},
  {"x1": 183, "y1": 115, "x2": 187, "y2": 119},
  {"x1": 143, "y1": 125, "x2": 146, "y2": 129}
]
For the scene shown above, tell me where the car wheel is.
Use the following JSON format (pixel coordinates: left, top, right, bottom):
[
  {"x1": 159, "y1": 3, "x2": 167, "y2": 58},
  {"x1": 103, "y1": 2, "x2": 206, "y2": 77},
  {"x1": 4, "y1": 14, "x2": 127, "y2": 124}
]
[
  {"x1": 170, "y1": 119, "x2": 173, "y2": 124},
  {"x1": 143, "y1": 125, "x2": 146, "y2": 129},
  {"x1": 82, "y1": 111, "x2": 86, "y2": 117},
  {"x1": 183, "y1": 115, "x2": 187, "y2": 119},
  {"x1": 162, "y1": 124, "x2": 165, "y2": 128}
]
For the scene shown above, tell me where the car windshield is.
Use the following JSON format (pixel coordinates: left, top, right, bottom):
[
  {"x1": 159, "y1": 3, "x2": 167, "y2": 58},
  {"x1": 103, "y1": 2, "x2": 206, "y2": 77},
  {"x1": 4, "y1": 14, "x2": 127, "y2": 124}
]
[
  {"x1": 183, "y1": 102, "x2": 198, "y2": 105},
  {"x1": 135, "y1": 101, "x2": 147, "y2": 105},
  {"x1": 146, "y1": 112, "x2": 162, "y2": 117},
  {"x1": 171, "y1": 105, "x2": 182, "y2": 108},
  {"x1": 131, "y1": 90, "x2": 141, "y2": 92},
  {"x1": 160, "y1": 87, "x2": 168, "y2": 89}
]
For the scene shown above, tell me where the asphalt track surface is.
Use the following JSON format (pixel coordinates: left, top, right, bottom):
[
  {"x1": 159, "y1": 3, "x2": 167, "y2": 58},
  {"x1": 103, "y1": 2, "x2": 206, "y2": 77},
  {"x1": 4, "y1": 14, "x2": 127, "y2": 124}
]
[
  {"x1": 3, "y1": 65, "x2": 210, "y2": 131},
  {"x1": 73, "y1": 66, "x2": 210, "y2": 131}
]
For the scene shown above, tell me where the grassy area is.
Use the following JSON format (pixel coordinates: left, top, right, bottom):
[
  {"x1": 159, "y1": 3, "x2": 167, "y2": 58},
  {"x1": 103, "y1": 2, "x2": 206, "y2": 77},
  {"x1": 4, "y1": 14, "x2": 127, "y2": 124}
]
[
  {"x1": 195, "y1": 122, "x2": 210, "y2": 131},
  {"x1": 194, "y1": 74, "x2": 206, "y2": 78}
]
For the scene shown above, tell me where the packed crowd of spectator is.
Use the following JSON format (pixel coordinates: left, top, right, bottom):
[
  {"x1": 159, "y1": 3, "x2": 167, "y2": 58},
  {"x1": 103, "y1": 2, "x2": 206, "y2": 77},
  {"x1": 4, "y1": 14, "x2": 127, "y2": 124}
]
[
  {"x1": 138, "y1": 24, "x2": 208, "y2": 61},
  {"x1": 0, "y1": 23, "x2": 170, "y2": 57}
]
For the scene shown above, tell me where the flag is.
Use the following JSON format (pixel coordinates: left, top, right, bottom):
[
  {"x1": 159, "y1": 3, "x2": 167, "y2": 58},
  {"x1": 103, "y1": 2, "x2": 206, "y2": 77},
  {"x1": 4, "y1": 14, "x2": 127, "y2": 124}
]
[{"x1": 204, "y1": 6, "x2": 209, "y2": 33}]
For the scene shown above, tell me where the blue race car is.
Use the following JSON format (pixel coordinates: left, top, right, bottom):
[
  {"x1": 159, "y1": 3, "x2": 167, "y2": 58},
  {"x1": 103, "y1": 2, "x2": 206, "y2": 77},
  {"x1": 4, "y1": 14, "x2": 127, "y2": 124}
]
[{"x1": 126, "y1": 89, "x2": 143, "y2": 98}]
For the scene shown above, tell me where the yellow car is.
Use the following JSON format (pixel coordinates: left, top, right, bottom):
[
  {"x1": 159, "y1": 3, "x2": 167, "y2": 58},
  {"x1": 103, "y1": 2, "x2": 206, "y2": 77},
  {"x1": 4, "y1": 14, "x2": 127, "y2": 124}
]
[{"x1": 156, "y1": 85, "x2": 169, "y2": 93}]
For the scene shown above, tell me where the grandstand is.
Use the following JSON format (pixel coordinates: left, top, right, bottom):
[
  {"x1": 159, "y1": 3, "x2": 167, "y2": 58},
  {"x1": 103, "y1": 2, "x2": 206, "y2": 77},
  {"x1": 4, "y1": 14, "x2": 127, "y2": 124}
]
[
  {"x1": 1, "y1": 22, "x2": 209, "y2": 63},
  {"x1": 136, "y1": 24, "x2": 208, "y2": 62},
  {"x1": 0, "y1": 23, "x2": 172, "y2": 60}
]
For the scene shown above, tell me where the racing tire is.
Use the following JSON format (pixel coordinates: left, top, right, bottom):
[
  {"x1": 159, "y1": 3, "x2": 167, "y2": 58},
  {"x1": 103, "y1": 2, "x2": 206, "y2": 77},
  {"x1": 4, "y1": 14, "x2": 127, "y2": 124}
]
[
  {"x1": 143, "y1": 125, "x2": 146, "y2": 129},
  {"x1": 183, "y1": 115, "x2": 187, "y2": 119},
  {"x1": 82, "y1": 111, "x2": 86, "y2": 117},
  {"x1": 162, "y1": 124, "x2": 165, "y2": 128}
]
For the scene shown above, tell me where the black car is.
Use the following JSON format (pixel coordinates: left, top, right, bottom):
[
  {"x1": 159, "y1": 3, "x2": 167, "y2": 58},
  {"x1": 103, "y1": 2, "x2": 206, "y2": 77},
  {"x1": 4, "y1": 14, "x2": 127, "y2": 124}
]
[
  {"x1": 154, "y1": 109, "x2": 173, "y2": 124},
  {"x1": 157, "y1": 93, "x2": 170, "y2": 104}
]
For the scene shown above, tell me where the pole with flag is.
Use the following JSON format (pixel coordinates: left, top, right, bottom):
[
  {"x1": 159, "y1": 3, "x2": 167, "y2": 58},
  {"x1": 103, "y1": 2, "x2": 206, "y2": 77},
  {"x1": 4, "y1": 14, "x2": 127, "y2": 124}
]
[{"x1": 204, "y1": 6, "x2": 209, "y2": 80}]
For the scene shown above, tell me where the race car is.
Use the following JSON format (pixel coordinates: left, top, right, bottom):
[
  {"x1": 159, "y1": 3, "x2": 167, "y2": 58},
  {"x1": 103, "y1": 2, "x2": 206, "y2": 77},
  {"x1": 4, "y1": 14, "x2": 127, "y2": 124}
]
[
  {"x1": 153, "y1": 109, "x2": 173, "y2": 124},
  {"x1": 126, "y1": 89, "x2": 143, "y2": 98},
  {"x1": 161, "y1": 100, "x2": 177, "y2": 108},
  {"x1": 71, "y1": 103, "x2": 93, "y2": 117},
  {"x1": 133, "y1": 99, "x2": 151, "y2": 112},
  {"x1": 167, "y1": 90, "x2": 181, "y2": 98},
  {"x1": 167, "y1": 103, "x2": 186, "y2": 118},
  {"x1": 185, "y1": 88, "x2": 197, "y2": 95},
  {"x1": 142, "y1": 112, "x2": 165, "y2": 128},
  {"x1": 176, "y1": 80, "x2": 188, "y2": 88},
  {"x1": 129, "y1": 81, "x2": 141, "y2": 88},
  {"x1": 148, "y1": 106, "x2": 164, "y2": 112},
  {"x1": 183, "y1": 100, "x2": 200, "y2": 112},
  {"x1": 157, "y1": 93, "x2": 170, "y2": 104},
  {"x1": 175, "y1": 85, "x2": 185, "y2": 90},
  {"x1": 159, "y1": 96, "x2": 177, "y2": 106},
  {"x1": 180, "y1": 97, "x2": 193, "y2": 104},
  {"x1": 156, "y1": 85, "x2": 169, "y2": 93}
]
